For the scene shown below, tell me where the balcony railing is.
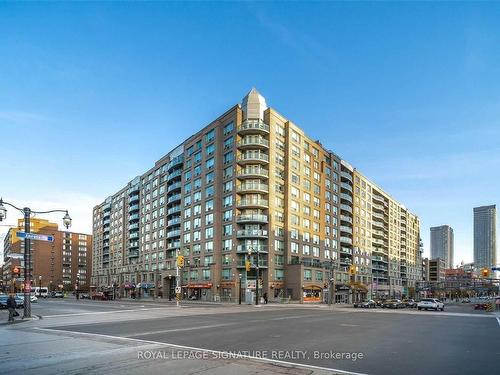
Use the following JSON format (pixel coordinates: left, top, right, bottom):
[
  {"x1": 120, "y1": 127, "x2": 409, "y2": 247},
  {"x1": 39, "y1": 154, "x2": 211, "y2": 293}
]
[
  {"x1": 340, "y1": 193, "x2": 352, "y2": 203},
  {"x1": 236, "y1": 198, "x2": 268, "y2": 208},
  {"x1": 340, "y1": 236, "x2": 352, "y2": 245},
  {"x1": 340, "y1": 226, "x2": 353, "y2": 234},
  {"x1": 236, "y1": 168, "x2": 269, "y2": 179},
  {"x1": 340, "y1": 171, "x2": 353, "y2": 182},
  {"x1": 340, "y1": 204, "x2": 352, "y2": 214},
  {"x1": 167, "y1": 182, "x2": 182, "y2": 193},
  {"x1": 236, "y1": 229, "x2": 268, "y2": 238},
  {"x1": 236, "y1": 183, "x2": 269, "y2": 193},
  {"x1": 340, "y1": 215, "x2": 352, "y2": 223},
  {"x1": 237, "y1": 137, "x2": 269, "y2": 148},
  {"x1": 236, "y1": 214, "x2": 268, "y2": 223},
  {"x1": 236, "y1": 245, "x2": 268, "y2": 253},
  {"x1": 237, "y1": 120, "x2": 270, "y2": 134},
  {"x1": 237, "y1": 152, "x2": 269, "y2": 164}
]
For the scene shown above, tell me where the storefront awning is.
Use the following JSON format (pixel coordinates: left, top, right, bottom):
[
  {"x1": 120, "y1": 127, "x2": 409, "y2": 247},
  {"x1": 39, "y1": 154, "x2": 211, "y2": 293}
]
[
  {"x1": 303, "y1": 285, "x2": 323, "y2": 290},
  {"x1": 185, "y1": 283, "x2": 213, "y2": 289}
]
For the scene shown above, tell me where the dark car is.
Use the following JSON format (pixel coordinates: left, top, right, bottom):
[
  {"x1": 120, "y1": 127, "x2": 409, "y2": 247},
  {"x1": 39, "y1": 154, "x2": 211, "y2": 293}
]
[
  {"x1": 0, "y1": 295, "x2": 7, "y2": 309},
  {"x1": 80, "y1": 293, "x2": 91, "y2": 300},
  {"x1": 383, "y1": 299, "x2": 404, "y2": 309},
  {"x1": 374, "y1": 299, "x2": 385, "y2": 307},
  {"x1": 354, "y1": 299, "x2": 376, "y2": 308}
]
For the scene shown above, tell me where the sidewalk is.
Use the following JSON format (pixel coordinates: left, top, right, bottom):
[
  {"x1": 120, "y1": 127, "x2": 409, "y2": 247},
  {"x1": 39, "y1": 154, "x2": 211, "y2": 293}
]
[{"x1": 0, "y1": 322, "x2": 340, "y2": 375}]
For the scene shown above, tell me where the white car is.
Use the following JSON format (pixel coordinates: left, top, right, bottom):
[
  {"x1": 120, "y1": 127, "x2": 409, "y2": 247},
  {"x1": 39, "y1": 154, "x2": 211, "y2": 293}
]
[{"x1": 417, "y1": 298, "x2": 444, "y2": 311}]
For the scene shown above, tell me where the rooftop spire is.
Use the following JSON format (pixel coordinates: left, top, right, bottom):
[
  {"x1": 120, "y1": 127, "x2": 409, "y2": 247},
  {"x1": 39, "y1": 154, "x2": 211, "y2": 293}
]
[{"x1": 241, "y1": 87, "x2": 267, "y2": 120}]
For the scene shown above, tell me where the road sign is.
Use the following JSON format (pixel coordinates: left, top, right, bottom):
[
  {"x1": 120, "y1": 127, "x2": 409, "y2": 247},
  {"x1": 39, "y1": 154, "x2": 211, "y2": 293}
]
[
  {"x1": 16, "y1": 232, "x2": 54, "y2": 242},
  {"x1": 175, "y1": 286, "x2": 181, "y2": 294}
]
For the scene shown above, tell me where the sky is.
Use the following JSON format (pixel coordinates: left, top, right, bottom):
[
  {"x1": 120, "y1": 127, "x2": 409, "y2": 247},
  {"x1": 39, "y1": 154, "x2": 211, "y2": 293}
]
[{"x1": 0, "y1": 2, "x2": 499, "y2": 266}]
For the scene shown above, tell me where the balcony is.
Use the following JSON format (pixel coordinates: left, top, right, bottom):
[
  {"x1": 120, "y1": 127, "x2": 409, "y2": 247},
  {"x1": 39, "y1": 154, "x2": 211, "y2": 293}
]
[
  {"x1": 340, "y1": 236, "x2": 352, "y2": 245},
  {"x1": 340, "y1": 171, "x2": 353, "y2": 182},
  {"x1": 236, "y1": 198, "x2": 268, "y2": 208},
  {"x1": 372, "y1": 203, "x2": 385, "y2": 212},
  {"x1": 128, "y1": 250, "x2": 139, "y2": 258},
  {"x1": 167, "y1": 182, "x2": 182, "y2": 193},
  {"x1": 236, "y1": 168, "x2": 269, "y2": 179},
  {"x1": 372, "y1": 212, "x2": 387, "y2": 222},
  {"x1": 237, "y1": 120, "x2": 270, "y2": 135},
  {"x1": 167, "y1": 169, "x2": 182, "y2": 182},
  {"x1": 340, "y1": 182, "x2": 352, "y2": 192},
  {"x1": 237, "y1": 152, "x2": 269, "y2": 165},
  {"x1": 129, "y1": 214, "x2": 139, "y2": 222},
  {"x1": 236, "y1": 214, "x2": 268, "y2": 224},
  {"x1": 237, "y1": 258, "x2": 268, "y2": 268},
  {"x1": 237, "y1": 137, "x2": 269, "y2": 149},
  {"x1": 167, "y1": 155, "x2": 184, "y2": 172},
  {"x1": 128, "y1": 204, "x2": 139, "y2": 213},
  {"x1": 372, "y1": 238, "x2": 387, "y2": 246},
  {"x1": 236, "y1": 229, "x2": 268, "y2": 238},
  {"x1": 166, "y1": 229, "x2": 181, "y2": 238},
  {"x1": 372, "y1": 256, "x2": 388, "y2": 263},
  {"x1": 236, "y1": 245, "x2": 268, "y2": 253},
  {"x1": 129, "y1": 194, "x2": 139, "y2": 204},
  {"x1": 129, "y1": 242, "x2": 139, "y2": 249},
  {"x1": 372, "y1": 264, "x2": 388, "y2": 271},
  {"x1": 129, "y1": 232, "x2": 139, "y2": 239},
  {"x1": 340, "y1": 226, "x2": 353, "y2": 234},
  {"x1": 340, "y1": 215, "x2": 352, "y2": 224},
  {"x1": 167, "y1": 194, "x2": 182, "y2": 205},
  {"x1": 340, "y1": 247, "x2": 352, "y2": 254},
  {"x1": 372, "y1": 230, "x2": 386, "y2": 239},
  {"x1": 372, "y1": 220, "x2": 386, "y2": 230},
  {"x1": 340, "y1": 193, "x2": 352, "y2": 203},
  {"x1": 340, "y1": 204, "x2": 352, "y2": 214},
  {"x1": 167, "y1": 241, "x2": 181, "y2": 250},
  {"x1": 167, "y1": 217, "x2": 181, "y2": 226},
  {"x1": 128, "y1": 185, "x2": 140, "y2": 195},
  {"x1": 167, "y1": 206, "x2": 181, "y2": 216},
  {"x1": 237, "y1": 182, "x2": 269, "y2": 193},
  {"x1": 372, "y1": 194, "x2": 386, "y2": 204}
]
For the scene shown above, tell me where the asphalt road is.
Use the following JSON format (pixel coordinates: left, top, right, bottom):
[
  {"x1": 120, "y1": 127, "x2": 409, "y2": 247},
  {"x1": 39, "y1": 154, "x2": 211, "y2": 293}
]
[{"x1": 45, "y1": 304, "x2": 500, "y2": 375}]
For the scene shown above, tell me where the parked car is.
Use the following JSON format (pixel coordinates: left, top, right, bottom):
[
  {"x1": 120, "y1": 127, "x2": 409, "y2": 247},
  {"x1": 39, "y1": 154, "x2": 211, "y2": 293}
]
[
  {"x1": 354, "y1": 299, "x2": 376, "y2": 308},
  {"x1": 80, "y1": 293, "x2": 91, "y2": 300},
  {"x1": 51, "y1": 291, "x2": 64, "y2": 298},
  {"x1": 403, "y1": 299, "x2": 417, "y2": 308},
  {"x1": 474, "y1": 298, "x2": 493, "y2": 310},
  {"x1": 461, "y1": 298, "x2": 470, "y2": 303},
  {"x1": 16, "y1": 293, "x2": 38, "y2": 303},
  {"x1": 417, "y1": 298, "x2": 444, "y2": 311},
  {"x1": 374, "y1": 299, "x2": 385, "y2": 307},
  {"x1": 91, "y1": 292, "x2": 110, "y2": 301},
  {"x1": 382, "y1": 299, "x2": 405, "y2": 309}
]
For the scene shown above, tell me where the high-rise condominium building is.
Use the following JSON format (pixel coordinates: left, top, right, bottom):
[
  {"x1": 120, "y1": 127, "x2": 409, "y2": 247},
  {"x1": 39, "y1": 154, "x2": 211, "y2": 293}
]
[
  {"x1": 430, "y1": 225, "x2": 454, "y2": 269},
  {"x1": 91, "y1": 89, "x2": 421, "y2": 303},
  {"x1": 473, "y1": 205, "x2": 497, "y2": 275}
]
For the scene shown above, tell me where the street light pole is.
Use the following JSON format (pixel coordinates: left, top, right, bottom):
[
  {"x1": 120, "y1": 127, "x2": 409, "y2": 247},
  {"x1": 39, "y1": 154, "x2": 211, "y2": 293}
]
[
  {"x1": 38, "y1": 275, "x2": 42, "y2": 298},
  {"x1": 238, "y1": 273, "x2": 242, "y2": 305},
  {"x1": 0, "y1": 198, "x2": 72, "y2": 319}
]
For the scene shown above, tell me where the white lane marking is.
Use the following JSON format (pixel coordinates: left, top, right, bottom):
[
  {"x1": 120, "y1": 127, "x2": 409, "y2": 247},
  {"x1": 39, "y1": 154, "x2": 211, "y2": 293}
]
[
  {"x1": 126, "y1": 323, "x2": 237, "y2": 337},
  {"x1": 42, "y1": 307, "x2": 167, "y2": 318},
  {"x1": 341, "y1": 324, "x2": 360, "y2": 327},
  {"x1": 496, "y1": 317, "x2": 500, "y2": 328},
  {"x1": 34, "y1": 327, "x2": 369, "y2": 375}
]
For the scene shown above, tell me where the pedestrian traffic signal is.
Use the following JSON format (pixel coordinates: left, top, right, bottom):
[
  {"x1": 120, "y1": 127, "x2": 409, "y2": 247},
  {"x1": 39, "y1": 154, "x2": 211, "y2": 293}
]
[
  {"x1": 245, "y1": 260, "x2": 251, "y2": 272},
  {"x1": 481, "y1": 268, "x2": 490, "y2": 278},
  {"x1": 176, "y1": 255, "x2": 185, "y2": 268}
]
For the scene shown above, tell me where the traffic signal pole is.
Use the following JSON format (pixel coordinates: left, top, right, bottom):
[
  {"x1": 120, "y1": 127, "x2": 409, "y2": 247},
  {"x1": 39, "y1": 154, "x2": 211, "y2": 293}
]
[{"x1": 23, "y1": 207, "x2": 32, "y2": 319}]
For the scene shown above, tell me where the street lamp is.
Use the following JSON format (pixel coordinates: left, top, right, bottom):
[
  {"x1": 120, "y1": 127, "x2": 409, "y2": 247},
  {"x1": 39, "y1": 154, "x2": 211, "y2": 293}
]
[
  {"x1": 0, "y1": 197, "x2": 71, "y2": 318},
  {"x1": 76, "y1": 275, "x2": 80, "y2": 300},
  {"x1": 38, "y1": 276, "x2": 42, "y2": 298}
]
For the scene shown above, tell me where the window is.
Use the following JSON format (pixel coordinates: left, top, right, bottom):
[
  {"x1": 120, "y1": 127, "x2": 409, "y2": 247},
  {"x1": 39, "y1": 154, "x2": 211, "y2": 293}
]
[
  {"x1": 205, "y1": 129, "x2": 215, "y2": 143},
  {"x1": 203, "y1": 269, "x2": 211, "y2": 280},
  {"x1": 206, "y1": 172, "x2": 215, "y2": 184},
  {"x1": 206, "y1": 157, "x2": 215, "y2": 169},
  {"x1": 291, "y1": 242, "x2": 299, "y2": 253},
  {"x1": 223, "y1": 122, "x2": 234, "y2": 135},
  {"x1": 222, "y1": 268, "x2": 232, "y2": 280},
  {"x1": 223, "y1": 151, "x2": 233, "y2": 164},
  {"x1": 206, "y1": 144, "x2": 215, "y2": 156},
  {"x1": 304, "y1": 269, "x2": 312, "y2": 281},
  {"x1": 316, "y1": 271, "x2": 323, "y2": 281},
  {"x1": 205, "y1": 227, "x2": 214, "y2": 239},
  {"x1": 223, "y1": 136, "x2": 234, "y2": 149},
  {"x1": 223, "y1": 224, "x2": 232, "y2": 236},
  {"x1": 194, "y1": 151, "x2": 202, "y2": 164},
  {"x1": 206, "y1": 199, "x2": 214, "y2": 211},
  {"x1": 275, "y1": 269, "x2": 284, "y2": 281}
]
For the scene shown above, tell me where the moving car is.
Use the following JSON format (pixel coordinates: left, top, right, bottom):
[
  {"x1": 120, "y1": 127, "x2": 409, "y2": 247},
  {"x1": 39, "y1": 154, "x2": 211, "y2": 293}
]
[
  {"x1": 382, "y1": 299, "x2": 405, "y2": 309},
  {"x1": 51, "y1": 291, "x2": 64, "y2": 298},
  {"x1": 417, "y1": 298, "x2": 444, "y2": 311},
  {"x1": 354, "y1": 299, "x2": 376, "y2": 308}
]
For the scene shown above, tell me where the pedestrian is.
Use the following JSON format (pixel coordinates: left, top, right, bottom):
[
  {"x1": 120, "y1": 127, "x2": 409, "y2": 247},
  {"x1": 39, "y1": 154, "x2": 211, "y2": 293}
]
[
  {"x1": 7, "y1": 294, "x2": 17, "y2": 322},
  {"x1": 263, "y1": 292, "x2": 268, "y2": 304}
]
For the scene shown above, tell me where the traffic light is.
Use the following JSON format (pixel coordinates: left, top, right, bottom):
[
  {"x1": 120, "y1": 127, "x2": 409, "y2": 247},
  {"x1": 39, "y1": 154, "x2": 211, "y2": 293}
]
[
  {"x1": 12, "y1": 266, "x2": 20, "y2": 277},
  {"x1": 481, "y1": 268, "x2": 490, "y2": 278},
  {"x1": 176, "y1": 255, "x2": 185, "y2": 268},
  {"x1": 349, "y1": 265, "x2": 356, "y2": 276},
  {"x1": 245, "y1": 260, "x2": 251, "y2": 272}
]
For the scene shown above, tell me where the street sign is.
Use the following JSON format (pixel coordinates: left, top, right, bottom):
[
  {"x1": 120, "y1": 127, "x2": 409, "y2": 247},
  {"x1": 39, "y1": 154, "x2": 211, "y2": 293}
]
[
  {"x1": 175, "y1": 286, "x2": 181, "y2": 294},
  {"x1": 16, "y1": 232, "x2": 54, "y2": 242},
  {"x1": 8, "y1": 253, "x2": 24, "y2": 259}
]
